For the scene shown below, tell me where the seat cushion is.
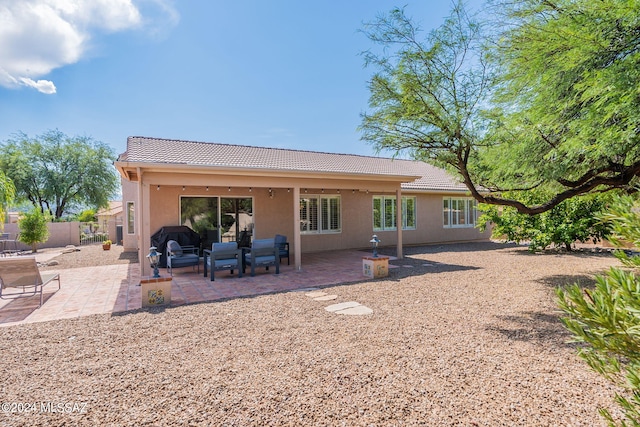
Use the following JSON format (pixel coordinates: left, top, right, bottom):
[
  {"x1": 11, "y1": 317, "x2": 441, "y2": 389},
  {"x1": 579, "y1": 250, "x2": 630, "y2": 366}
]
[
  {"x1": 169, "y1": 253, "x2": 199, "y2": 267},
  {"x1": 246, "y1": 254, "x2": 275, "y2": 265}
]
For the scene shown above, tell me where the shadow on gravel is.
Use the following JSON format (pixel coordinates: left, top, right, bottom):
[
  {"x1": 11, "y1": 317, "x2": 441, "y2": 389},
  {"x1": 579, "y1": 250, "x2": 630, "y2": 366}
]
[
  {"x1": 537, "y1": 273, "x2": 600, "y2": 290},
  {"x1": 375, "y1": 241, "x2": 503, "y2": 281},
  {"x1": 507, "y1": 246, "x2": 616, "y2": 260},
  {"x1": 486, "y1": 311, "x2": 575, "y2": 349},
  {"x1": 118, "y1": 251, "x2": 139, "y2": 263},
  {"x1": 378, "y1": 241, "x2": 514, "y2": 257},
  {"x1": 388, "y1": 258, "x2": 481, "y2": 280}
]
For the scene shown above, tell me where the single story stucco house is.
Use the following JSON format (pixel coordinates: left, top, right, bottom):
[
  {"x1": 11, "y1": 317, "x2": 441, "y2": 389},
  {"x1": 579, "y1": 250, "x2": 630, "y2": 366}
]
[{"x1": 115, "y1": 136, "x2": 490, "y2": 276}]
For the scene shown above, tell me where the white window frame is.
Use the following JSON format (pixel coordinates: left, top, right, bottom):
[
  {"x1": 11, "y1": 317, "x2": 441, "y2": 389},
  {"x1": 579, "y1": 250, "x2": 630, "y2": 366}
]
[
  {"x1": 126, "y1": 201, "x2": 135, "y2": 234},
  {"x1": 373, "y1": 196, "x2": 416, "y2": 231},
  {"x1": 443, "y1": 197, "x2": 477, "y2": 228},
  {"x1": 300, "y1": 195, "x2": 341, "y2": 234}
]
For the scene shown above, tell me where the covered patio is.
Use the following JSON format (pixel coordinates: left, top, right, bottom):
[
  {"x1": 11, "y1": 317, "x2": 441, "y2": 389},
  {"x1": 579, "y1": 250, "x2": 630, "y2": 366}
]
[{"x1": 0, "y1": 249, "x2": 395, "y2": 327}]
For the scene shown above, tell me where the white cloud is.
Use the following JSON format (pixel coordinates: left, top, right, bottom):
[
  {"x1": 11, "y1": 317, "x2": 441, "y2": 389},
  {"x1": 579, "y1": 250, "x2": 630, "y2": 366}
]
[
  {"x1": 137, "y1": 0, "x2": 180, "y2": 39},
  {"x1": 0, "y1": 0, "x2": 178, "y2": 94},
  {"x1": 19, "y1": 77, "x2": 57, "y2": 94}
]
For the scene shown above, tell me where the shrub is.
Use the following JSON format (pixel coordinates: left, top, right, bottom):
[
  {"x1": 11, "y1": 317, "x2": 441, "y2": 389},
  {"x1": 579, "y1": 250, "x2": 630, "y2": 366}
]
[
  {"x1": 18, "y1": 208, "x2": 50, "y2": 253},
  {"x1": 557, "y1": 193, "x2": 640, "y2": 426},
  {"x1": 479, "y1": 193, "x2": 611, "y2": 251}
]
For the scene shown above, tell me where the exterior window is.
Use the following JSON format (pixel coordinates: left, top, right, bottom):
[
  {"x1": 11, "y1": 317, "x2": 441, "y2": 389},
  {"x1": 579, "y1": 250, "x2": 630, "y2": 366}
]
[
  {"x1": 372, "y1": 196, "x2": 416, "y2": 231},
  {"x1": 443, "y1": 197, "x2": 477, "y2": 228},
  {"x1": 126, "y1": 201, "x2": 135, "y2": 234},
  {"x1": 300, "y1": 196, "x2": 340, "y2": 234}
]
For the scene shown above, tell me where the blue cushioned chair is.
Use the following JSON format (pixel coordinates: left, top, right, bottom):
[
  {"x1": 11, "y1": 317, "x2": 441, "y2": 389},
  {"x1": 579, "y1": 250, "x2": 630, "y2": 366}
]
[
  {"x1": 206, "y1": 242, "x2": 243, "y2": 281},
  {"x1": 274, "y1": 234, "x2": 290, "y2": 265},
  {"x1": 166, "y1": 240, "x2": 200, "y2": 276},
  {"x1": 244, "y1": 238, "x2": 280, "y2": 277}
]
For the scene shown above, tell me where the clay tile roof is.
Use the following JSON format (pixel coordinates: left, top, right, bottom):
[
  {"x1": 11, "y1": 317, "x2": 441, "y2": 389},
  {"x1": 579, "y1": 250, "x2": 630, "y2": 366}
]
[
  {"x1": 121, "y1": 136, "x2": 469, "y2": 192},
  {"x1": 97, "y1": 201, "x2": 123, "y2": 216}
]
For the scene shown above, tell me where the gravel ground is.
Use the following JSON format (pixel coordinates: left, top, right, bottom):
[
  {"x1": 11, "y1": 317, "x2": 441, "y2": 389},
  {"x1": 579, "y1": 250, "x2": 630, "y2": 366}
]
[
  {"x1": 0, "y1": 242, "x2": 626, "y2": 426},
  {"x1": 37, "y1": 244, "x2": 139, "y2": 270}
]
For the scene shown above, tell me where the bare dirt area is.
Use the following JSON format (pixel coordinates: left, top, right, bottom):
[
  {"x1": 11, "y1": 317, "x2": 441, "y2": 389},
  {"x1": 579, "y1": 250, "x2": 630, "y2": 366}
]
[{"x1": 0, "y1": 242, "x2": 626, "y2": 426}]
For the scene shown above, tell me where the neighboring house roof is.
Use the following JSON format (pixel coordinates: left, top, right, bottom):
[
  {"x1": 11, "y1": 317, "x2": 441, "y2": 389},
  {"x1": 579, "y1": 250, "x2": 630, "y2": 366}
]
[
  {"x1": 118, "y1": 136, "x2": 469, "y2": 193},
  {"x1": 97, "y1": 201, "x2": 123, "y2": 217}
]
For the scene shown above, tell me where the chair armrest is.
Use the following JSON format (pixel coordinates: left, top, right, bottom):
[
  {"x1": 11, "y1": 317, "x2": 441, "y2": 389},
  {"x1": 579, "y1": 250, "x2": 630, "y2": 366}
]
[{"x1": 181, "y1": 245, "x2": 199, "y2": 256}]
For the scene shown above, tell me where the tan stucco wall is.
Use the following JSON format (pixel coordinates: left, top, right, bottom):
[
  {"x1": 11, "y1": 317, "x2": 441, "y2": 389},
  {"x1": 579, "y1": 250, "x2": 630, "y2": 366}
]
[
  {"x1": 3, "y1": 222, "x2": 81, "y2": 250},
  {"x1": 369, "y1": 192, "x2": 492, "y2": 248},
  {"x1": 120, "y1": 172, "x2": 491, "y2": 272},
  {"x1": 122, "y1": 184, "x2": 490, "y2": 252}
]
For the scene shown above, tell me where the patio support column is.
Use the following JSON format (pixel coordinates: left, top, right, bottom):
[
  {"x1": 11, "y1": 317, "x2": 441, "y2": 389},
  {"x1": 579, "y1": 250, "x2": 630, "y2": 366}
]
[
  {"x1": 396, "y1": 186, "x2": 403, "y2": 259},
  {"x1": 293, "y1": 186, "x2": 302, "y2": 270},
  {"x1": 137, "y1": 167, "x2": 148, "y2": 276}
]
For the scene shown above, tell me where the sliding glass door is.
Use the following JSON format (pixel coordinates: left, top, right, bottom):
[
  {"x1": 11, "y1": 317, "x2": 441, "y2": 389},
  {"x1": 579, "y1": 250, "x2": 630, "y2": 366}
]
[{"x1": 180, "y1": 196, "x2": 253, "y2": 250}]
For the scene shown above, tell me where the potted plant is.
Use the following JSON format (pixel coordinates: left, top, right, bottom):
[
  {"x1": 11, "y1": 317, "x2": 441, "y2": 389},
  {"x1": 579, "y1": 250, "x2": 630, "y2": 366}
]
[{"x1": 102, "y1": 240, "x2": 112, "y2": 250}]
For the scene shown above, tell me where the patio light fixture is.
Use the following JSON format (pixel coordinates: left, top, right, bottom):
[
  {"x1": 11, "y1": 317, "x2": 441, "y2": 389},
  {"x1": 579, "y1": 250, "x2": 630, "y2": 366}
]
[
  {"x1": 369, "y1": 235, "x2": 380, "y2": 258},
  {"x1": 147, "y1": 246, "x2": 160, "y2": 278}
]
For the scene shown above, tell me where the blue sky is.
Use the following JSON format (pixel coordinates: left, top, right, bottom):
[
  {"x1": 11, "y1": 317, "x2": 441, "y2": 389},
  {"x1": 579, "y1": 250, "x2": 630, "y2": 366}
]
[{"x1": 0, "y1": 0, "x2": 481, "y2": 157}]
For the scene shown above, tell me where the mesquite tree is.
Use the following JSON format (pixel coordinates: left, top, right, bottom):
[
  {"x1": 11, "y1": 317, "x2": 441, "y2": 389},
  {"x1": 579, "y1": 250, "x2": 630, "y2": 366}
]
[
  {"x1": 0, "y1": 130, "x2": 118, "y2": 219},
  {"x1": 361, "y1": 0, "x2": 640, "y2": 215}
]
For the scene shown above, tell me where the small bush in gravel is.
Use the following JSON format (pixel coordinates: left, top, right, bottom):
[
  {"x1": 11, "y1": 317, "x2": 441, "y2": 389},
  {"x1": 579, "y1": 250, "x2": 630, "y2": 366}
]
[
  {"x1": 558, "y1": 193, "x2": 640, "y2": 426},
  {"x1": 18, "y1": 207, "x2": 50, "y2": 253}
]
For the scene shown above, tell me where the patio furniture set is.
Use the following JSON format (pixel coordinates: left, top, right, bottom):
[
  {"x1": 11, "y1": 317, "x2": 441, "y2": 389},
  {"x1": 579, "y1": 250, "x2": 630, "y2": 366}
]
[{"x1": 166, "y1": 234, "x2": 290, "y2": 281}]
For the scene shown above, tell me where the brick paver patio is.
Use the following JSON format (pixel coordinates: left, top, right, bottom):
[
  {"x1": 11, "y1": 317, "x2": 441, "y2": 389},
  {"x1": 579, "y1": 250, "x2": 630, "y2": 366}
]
[{"x1": 0, "y1": 250, "x2": 394, "y2": 327}]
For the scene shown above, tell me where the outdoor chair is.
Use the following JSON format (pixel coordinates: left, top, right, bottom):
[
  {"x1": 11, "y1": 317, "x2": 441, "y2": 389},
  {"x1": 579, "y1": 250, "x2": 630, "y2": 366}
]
[
  {"x1": 274, "y1": 234, "x2": 290, "y2": 265},
  {"x1": 205, "y1": 242, "x2": 243, "y2": 281},
  {"x1": 166, "y1": 240, "x2": 200, "y2": 276},
  {"x1": 0, "y1": 257, "x2": 61, "y2": 307},
  {"x1": 244, "y1": 238, "x2": 280, "y2": 277},
  {"x1": 1, "y1": 233, "x2": 19, "y2": 257}
]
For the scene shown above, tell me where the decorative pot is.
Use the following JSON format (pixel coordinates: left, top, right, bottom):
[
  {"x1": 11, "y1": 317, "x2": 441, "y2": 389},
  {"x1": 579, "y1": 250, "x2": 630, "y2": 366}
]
[{"x1": 102, "y1": 244, "x2": 111, "y2": 250}]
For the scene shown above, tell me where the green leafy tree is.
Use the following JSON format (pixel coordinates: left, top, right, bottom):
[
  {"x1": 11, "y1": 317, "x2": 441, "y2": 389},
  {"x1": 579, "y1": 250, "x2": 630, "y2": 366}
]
[
  {"x1": 558, "y1": 194, "x2": 640, "y2": 426},
  {"x1": 361, "y1": 0, "x2": 640, "y2": 215},
  {"x1": 0, "y1": 130, "x2": 119, "y2": 219},
  {"x1": 18, "y1": 208, "x2": 50, "y2": 253},
  {"x1": 0, "y1": 170, "x2": 15, "y2": 229},
  {"x1": 77, "y1": 209, "x2": 97, "y2": 223},
  {"x1": 479, "y1": 192, "x2": 612, "y2": 251}
]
